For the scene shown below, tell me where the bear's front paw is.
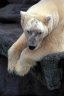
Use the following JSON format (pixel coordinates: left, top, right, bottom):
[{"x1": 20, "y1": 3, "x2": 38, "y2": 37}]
[
  {"x1": 8, "y1": 63, "x2": 15, "y2": 73},
  {"x1": 14, "y1": 63, "x2": 31, "y2": 76}
]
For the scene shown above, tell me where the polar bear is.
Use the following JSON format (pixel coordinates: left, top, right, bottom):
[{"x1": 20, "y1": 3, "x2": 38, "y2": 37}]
[{"x1": 8, "y1": 0, "x2": 64, "y2": 76}]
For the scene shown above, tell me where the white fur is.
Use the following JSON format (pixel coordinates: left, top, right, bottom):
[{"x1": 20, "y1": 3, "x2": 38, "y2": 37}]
[{"x1": 8, "y1": 0, "x2": 64, "y2": 76}]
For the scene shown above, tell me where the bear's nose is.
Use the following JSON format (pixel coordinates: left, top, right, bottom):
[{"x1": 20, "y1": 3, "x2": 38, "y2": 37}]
[{"x1": 28, "y1": 46, "x2": 35, "y2": 50}]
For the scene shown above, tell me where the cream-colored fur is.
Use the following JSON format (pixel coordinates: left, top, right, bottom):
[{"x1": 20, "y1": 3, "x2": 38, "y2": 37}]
[{"x1": 8, "y1": 0, "x2": 64, "y2": 76}]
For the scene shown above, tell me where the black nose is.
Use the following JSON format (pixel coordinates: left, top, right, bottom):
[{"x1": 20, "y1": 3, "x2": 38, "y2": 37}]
[{"x1": 29, "y1": 46, "x2": 35, "y2": 50}]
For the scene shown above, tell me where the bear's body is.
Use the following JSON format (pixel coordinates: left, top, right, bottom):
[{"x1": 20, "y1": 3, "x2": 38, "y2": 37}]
[{"x1": 8, "y1": 0, "x2": 64, "y2": 76}]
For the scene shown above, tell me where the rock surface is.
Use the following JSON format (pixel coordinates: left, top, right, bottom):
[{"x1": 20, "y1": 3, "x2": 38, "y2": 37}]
[
  {"x1": 1, "y1": 55, "x2": 64, "y2": 96},
  {"x1": 0, "y1": 4, "x2": 29, "y2": 23},
  {"x1": 0, "y1": 23, "x2": 22, "y2": 56},
  {"x1": 0, "y1": 0, "x2": 8, "y2": 8},
  {"x1": 7, "y1": 0, "x2": 39, "y2": 4}
]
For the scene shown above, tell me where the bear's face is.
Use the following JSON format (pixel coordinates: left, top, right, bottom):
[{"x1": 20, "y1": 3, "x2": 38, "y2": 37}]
[{"x1": 20, "y1": 11, "x2": 51, "y2": 50}]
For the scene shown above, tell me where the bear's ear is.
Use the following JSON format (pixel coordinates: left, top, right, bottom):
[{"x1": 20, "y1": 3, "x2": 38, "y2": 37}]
[
  {"x1": 20, "y1": 11, "x2": 27, "y2": 18},
  {"x1": 44, "y1": 16, "x2": 51, "y2": 25},
  {"x1": 20, "y1": 11, "x2": 31, "y2": 24},
  {"x1": 46, "y1": 16, "x2": 51, "y2": 22},
  {"x1": 20, "y1": 11, "x2": 27, "y2": 25}
]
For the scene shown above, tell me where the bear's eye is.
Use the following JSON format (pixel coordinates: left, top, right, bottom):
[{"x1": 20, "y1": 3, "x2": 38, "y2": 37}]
[
  {"x1": 35, "y1": 32, "x2": 42, "y2": 36},
  {"x1": 38, "y1": 32, "x2": 42, "y2": 35},
  {"x1": 27, "y1": 30, "x2": 32, "y2": 35},
  {"x1": 27, "y1": 30, "x2": 30, "y2": 34}
]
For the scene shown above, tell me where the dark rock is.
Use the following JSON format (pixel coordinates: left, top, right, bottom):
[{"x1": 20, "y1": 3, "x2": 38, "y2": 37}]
[
  {"x1": 0, "y1": 0, "x2": 8, "y2": 8},
  {"x1": 0, "y1": 4, "x2": 29, "y2": 23},
  {"x1": 7, "y1": 0, "x2": 39, "y2": 4},
  {"x1": 41, "y1": 53, "x2": 64, "y2": 90},
  {"x1": 7, "y1": 0, "x2": 24, "y2": 4},
  {"x1": 0, "y1": 23, "x2": 22, "y2": 56},
  {"x1": 0, "y1": 55, "x2": 64, "y2": 96}
]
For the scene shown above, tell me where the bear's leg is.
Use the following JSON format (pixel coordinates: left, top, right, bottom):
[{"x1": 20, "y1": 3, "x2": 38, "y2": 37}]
[
  {"x1": 14, "y1": 48, "x2": 37, "y2": 76},
  {"x1": 8, "y1": 33, "x2": 27, "y2": 73}
]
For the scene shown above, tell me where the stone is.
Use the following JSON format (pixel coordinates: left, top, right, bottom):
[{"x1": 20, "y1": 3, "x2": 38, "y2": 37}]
[
  {"x1": 0, "y1": 55, "x2": 64, "y2": 95},
  {"x1": 7, "y1": 0, "x2": 24, "y2": 4},
  {"x1": 7, "y1": 0, "x2": 39, "y2": 4},
  {"x1": 0, "y1": 0, "x2": 8, "y2": 8},
  {"x1": 0, "y1": 23, "x2": 22, "y2": 56},
  {"x1": 0, "y1": 4, "x2": 30, "y2": 23}
]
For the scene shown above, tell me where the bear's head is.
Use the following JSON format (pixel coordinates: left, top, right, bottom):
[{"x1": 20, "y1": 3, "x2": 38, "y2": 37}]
[{"x1": 20, "y1": 11, "x2": 51, "y2": 50}]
